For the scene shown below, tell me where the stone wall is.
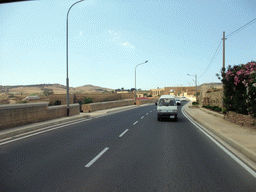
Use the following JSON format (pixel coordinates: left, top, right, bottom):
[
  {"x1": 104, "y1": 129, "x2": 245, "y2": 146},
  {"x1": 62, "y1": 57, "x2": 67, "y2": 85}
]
[
  {"x1": 0, "y1": 103, "x2": 80, "y2": 130},
  {"x1": 199, "y1": 83, "x2": 223, "y2": 106},
  {"x1": 49, "y1": 93, "x2": 123, "y2": 105},
  {"x1": 82, "y1": 99, "x2": 134, "y2": 112},
  {"x1": 82, "y1": 98, "x2": 157, "y2": 113},
  {"x1": 136, "y1": 99, "x2": 157, "y2": 105},
  {"x1": 202, "y1": 89, "x2": 223, "y2": 108},
  {"x1": 74, "y1": 93, "x2": 122, "y2": 103},
  {"x1": 162, "y1": 87, "x2": 196, "y2": 96},
  {"x1": 119, "y1": 93, "x2": 134, "y2": 99}
]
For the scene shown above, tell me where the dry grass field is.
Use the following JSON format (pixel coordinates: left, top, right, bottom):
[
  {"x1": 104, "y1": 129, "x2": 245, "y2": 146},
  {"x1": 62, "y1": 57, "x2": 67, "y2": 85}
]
[{"x1": 0, "y1": 84, "x2": 113, "y2": 104}]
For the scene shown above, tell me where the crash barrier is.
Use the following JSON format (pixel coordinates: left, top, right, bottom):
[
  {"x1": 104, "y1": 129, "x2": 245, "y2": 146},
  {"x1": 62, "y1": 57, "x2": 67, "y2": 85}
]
[{"x1": 0, "y1": 103, "x2": 80, "y2": 130}]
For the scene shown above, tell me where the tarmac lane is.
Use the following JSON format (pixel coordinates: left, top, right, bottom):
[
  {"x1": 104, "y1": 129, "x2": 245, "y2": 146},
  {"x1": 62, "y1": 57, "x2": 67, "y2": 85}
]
[{"x1": 0, "y1": 103, "x2": 256, "y2": 191}]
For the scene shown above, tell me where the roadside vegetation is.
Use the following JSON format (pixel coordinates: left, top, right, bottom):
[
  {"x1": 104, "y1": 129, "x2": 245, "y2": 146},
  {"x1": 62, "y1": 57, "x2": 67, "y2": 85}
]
[
  {"x1": 216, "y1": 61, "x2": 256, "y2": 117},
  {"x1": 192, "y1": 101, "x2": 199, "y2": 105},
  {"x1": 82, "y1": 97, "x2": 93, "y2": 104},
  {"x1": 48, "y1": 100, "x2": 61, "y2": 106},
  {"x1": 203, "y1": 105, "x2": 222, "y2": 112}
]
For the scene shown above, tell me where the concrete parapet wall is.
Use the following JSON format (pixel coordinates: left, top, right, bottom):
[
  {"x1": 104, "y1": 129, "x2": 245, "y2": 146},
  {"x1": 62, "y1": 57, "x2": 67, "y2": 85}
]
[
  {"x1": 49, "y1": 94, "x2": 123, "y2": 105},
  {"x1": 136, "y1": 99, "x2": 157, "y2": 105},
  {"x1": 82, "y1": 99, "x2": 157, "y2": 113},
  {"x1": 0, "y1": 103, "x2": 80, "y2": 130},
  {"x1": 82, "y1": 99, "x2": 134, "y2": 112}
]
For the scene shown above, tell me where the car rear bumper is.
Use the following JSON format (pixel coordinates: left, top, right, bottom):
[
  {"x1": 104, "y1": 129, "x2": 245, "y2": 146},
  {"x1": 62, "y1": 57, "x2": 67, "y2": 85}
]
[{"x1": 157, "y1": 112, "x2": 177, "y2": 118}]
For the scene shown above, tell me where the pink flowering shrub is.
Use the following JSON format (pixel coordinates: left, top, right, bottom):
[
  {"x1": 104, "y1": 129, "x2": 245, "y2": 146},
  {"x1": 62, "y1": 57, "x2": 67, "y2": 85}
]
[{"x1": 222, "y1": 61, "x2": 256, "y2": 116}]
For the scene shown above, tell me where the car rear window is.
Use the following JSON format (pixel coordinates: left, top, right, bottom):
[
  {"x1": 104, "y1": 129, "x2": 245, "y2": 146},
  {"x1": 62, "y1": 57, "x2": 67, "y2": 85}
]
[{"x1": 158, "y1": 98, "x2": 176, "y2": 106}]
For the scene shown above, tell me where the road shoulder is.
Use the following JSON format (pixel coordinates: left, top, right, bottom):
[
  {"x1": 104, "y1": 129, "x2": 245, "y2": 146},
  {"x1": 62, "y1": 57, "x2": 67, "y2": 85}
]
[{"x1": 183, "y1": 101, "x2": 256, "y2": 171}]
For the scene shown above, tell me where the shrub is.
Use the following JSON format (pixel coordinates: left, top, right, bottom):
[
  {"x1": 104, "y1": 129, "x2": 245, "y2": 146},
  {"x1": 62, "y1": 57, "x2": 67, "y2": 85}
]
[
  {"x1": 203, "y1": 105, "x2": 222, "y2": 112},
  {"x1": 48, "y1": 100, "x2": 61, "y2": 106},
  {"x1": 205, "y1": 105, "x2": 211, "y2": 109},
  {"x1": 43, "y1": 89, "x2": 53, "y2": 96},
  {"x1": 82, "y1": 97, "x2": 93, "y2": 104},
  {"x1": 192, "y1": 102, "x2": 199, "y2": 105},
  {"x1": 212, "y1": 106, "x2": 222, "y2": 112},
  {"x1": 54, "y1": 100, "x2": 61, "y2": 105},
  {"x1": 221, "y1": 61, "x2": 256, "y2": 115}
]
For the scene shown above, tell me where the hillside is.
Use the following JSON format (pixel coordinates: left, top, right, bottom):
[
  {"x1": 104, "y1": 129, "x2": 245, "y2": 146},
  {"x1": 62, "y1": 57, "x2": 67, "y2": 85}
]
[{"x1": 0, "y1": 84, "x2": 113, "y2": 96}]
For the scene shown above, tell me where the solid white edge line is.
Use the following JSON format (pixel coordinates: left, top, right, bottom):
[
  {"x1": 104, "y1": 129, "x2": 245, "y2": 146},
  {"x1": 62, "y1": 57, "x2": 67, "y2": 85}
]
[
  {"x1": 141, "y1": 116, "x2": 144, "y2": 119},
  {"x1": 0, "y1": 118, "x2": 92, "y2": 146},
  {"x1": 181, "y1": 106, "x2": 256, "y2": 178},
  {"x1": 119, "y1": 129, "x2": 129, "y2": 137},
  {"x1": 146, "y1": 113, "x2": 149, "y2": 115},
  {"x1": 133, "y1": 121, "x2": 138, "y2": 125},
  {"x1": 85, "y1": 147, "x2": 109, "y2": 168}
]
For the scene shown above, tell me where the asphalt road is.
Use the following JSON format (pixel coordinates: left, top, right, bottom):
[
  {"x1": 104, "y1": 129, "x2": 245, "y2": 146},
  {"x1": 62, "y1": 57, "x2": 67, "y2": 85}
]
[{"x1": 1, "y1": 102, "x2": 256, "y2": 191}]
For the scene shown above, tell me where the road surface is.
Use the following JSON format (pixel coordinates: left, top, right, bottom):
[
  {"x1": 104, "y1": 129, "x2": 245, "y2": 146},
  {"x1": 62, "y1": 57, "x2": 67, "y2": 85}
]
[{"x1": 1, "y1": 102, "x2": 256, "y2": 191}]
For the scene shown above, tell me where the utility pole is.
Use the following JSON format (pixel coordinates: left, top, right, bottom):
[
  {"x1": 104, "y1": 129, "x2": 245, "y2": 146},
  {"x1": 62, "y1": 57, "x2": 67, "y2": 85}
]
[
  {"x1": 222, "y1": 31, "x2": 227, "y2": 110},
  {"x1": 222, "y1": 31, "x2": 226, "y2": 76},
  {"x1": 195, "y1": 74, "x2": 197, "y2": 91}
]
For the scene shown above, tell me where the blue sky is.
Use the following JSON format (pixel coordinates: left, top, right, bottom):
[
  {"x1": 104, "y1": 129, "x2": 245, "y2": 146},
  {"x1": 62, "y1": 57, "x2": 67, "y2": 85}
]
[{"x1": 0, "y1": 0, "x2": 255, "y2": 90}]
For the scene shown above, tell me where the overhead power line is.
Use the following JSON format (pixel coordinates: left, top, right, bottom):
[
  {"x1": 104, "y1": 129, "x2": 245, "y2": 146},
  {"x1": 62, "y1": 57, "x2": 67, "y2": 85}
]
[
  {"x1": 226, "y1": 17, "x2": 256, "y2": 38},
  {"x1": 199, "y1": 17, "x2": 256, "y2": 79},
  {"x1": 200, "y1": 40, "x2": 222, "y2": 78}
]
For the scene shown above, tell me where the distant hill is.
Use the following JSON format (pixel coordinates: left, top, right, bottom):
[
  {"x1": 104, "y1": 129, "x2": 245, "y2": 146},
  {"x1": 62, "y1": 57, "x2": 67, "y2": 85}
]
[{"x1": 0, "y1": 84, "x2": 113, "y2": 95}]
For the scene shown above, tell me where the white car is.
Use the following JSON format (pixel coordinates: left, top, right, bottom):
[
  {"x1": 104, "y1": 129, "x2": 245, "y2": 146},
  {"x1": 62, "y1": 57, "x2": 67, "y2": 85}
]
[
  {"x1": 156, "y1": 95, "x2": 178, "y2": 121},
  {"x1": 175, "y1": 99, "x2": 181, "y2": 105},
  {"x1": 181, "y1": 97, "x2": 186, "y2": 101}
]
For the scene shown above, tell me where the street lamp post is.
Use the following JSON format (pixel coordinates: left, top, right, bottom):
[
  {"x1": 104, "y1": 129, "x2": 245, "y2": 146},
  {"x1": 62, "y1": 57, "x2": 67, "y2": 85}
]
[
  {"x1": 66, "y1": 0, "x2": 85, "y2": 116},
  {"x1": 187, "y1": 74, "x2": 197, "y2": 91},
  {"x1": 134, "y1": 60, "x2": 148, "y2": 105}
]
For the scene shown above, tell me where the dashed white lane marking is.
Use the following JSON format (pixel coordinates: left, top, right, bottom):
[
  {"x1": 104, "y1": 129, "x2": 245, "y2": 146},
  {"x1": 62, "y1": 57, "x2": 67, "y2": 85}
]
[
  {"x1": 85, "y1": 147, "x2": 109, "y2": 168},
  {"x1": 119, "y1": 129, "x2": 129, "y2": 137},
  {"x1": 141, "y1": 116, "x2": 144, "y2": 119},
  {"x1": 133, "y1": 121, "x2": 138, "y2": 125},
  {"x1": 146, "y1": 113, "x2": 149, "y2": 115}
]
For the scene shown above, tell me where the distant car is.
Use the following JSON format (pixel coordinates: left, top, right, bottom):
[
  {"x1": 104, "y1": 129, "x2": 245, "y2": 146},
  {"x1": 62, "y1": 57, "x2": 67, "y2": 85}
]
[
  {"x1": 181, "y1": 97, "x2": 186, "y2": 101},
  {"x1": 175, "y1": 99, "x2": 181, "y2": 105},
  {"x1": 156, "y1": 95, "x2": 178, "y2": 121}
]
